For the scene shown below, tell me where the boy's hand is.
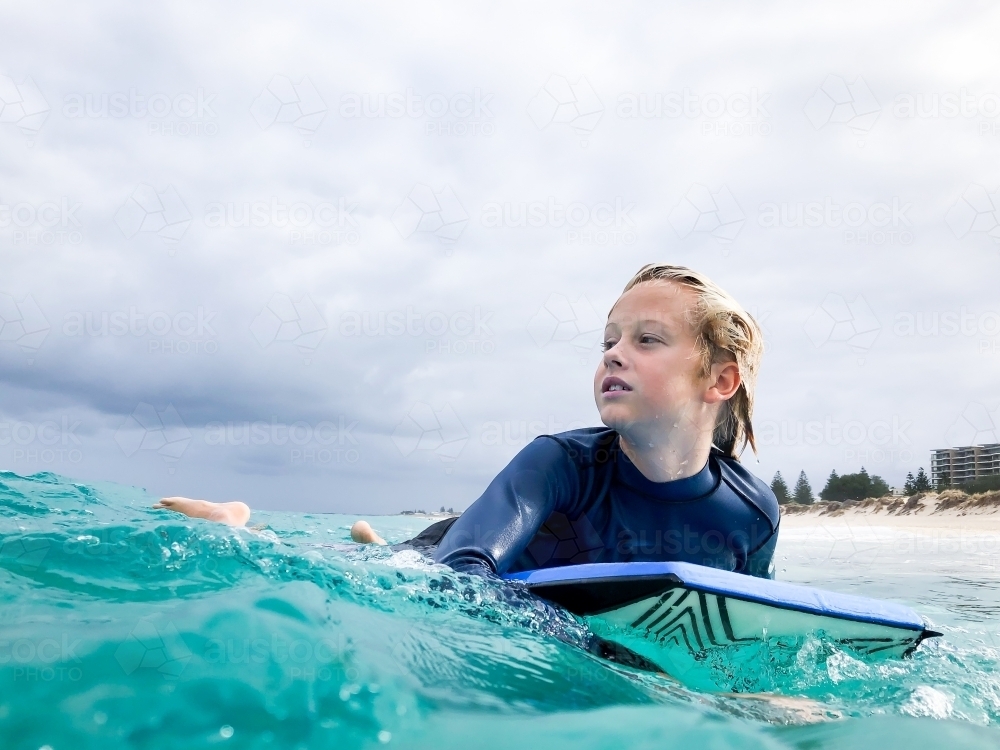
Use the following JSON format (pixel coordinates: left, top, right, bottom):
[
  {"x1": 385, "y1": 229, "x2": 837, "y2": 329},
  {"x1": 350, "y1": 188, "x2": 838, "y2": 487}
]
[{"x1": 153, "y1": 497, "x2": 251, "y2": 527}]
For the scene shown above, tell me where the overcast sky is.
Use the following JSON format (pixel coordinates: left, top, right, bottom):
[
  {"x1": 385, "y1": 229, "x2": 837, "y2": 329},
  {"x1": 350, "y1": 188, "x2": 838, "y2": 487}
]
[{"x1": 2, "y1": 1, "x2": 999, "y2": 513}]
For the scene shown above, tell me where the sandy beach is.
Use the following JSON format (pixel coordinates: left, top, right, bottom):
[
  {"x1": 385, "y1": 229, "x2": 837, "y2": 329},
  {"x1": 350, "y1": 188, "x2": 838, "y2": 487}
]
[{"x1": 780, "y1": 490, "x2": 1000, "y2": 534}]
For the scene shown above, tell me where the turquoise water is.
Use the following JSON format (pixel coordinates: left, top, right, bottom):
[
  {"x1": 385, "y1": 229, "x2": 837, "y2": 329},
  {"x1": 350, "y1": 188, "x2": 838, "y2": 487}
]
[{"x1": 3, "y1": 471, "x2": 1000, "y2": 749}]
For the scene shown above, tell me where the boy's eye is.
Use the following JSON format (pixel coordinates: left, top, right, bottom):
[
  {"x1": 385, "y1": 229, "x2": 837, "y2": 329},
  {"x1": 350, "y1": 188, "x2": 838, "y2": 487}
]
[
  {"x1": 601, "y1": 339, "x2": 618, "y2": 351},
  {"x1": 639, "y1": 334, "x2": 659, "y2": 344}
]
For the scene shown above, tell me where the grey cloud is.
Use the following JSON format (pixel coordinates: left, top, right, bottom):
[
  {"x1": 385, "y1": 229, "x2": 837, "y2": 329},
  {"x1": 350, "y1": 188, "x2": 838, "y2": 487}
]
[{"x1": 1, "y1": 1, "x2": 999, "y2": 511}]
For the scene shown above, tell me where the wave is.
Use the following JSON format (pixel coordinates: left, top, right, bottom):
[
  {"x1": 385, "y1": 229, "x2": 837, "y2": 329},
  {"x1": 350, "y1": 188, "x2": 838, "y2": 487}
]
[{"x1": 2, "y1": 470, "x2": 1000, "y2": 749}]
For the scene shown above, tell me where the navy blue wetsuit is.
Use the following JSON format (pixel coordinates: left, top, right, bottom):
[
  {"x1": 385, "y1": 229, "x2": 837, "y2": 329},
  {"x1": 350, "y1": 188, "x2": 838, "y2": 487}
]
[{"x1": 431, "y1": 427, "x2": 780, "y2": 579}]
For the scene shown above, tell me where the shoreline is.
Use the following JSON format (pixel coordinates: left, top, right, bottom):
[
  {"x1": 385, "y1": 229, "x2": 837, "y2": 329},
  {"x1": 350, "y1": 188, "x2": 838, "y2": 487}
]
[{"x1": 779, "y1": 489, "x2": 1000, "y2": 533}]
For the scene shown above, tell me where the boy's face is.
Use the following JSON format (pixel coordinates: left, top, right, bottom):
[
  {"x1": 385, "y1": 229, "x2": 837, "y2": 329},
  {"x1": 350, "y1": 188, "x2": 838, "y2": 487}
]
[{"x1": 594, "y1": 281, "x2": 723, "y2": 440}]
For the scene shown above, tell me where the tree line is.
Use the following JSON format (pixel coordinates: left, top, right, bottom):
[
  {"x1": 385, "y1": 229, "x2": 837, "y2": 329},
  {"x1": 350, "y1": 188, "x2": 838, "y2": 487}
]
[{"x1": 769, "y1": 467, "x2": 933, "y2": 505}]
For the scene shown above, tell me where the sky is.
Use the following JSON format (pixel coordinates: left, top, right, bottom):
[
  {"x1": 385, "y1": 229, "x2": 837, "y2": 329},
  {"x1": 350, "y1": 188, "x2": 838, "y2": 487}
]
[{"x1": 2, "y1": 1, "x2": 999, "y2": 514}]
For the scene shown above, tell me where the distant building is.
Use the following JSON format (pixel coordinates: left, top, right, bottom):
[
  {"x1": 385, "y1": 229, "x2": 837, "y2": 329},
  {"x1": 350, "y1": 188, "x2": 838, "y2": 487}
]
[{"x1": 931, "y1": 444, "x2": 1000, "y2": 487}]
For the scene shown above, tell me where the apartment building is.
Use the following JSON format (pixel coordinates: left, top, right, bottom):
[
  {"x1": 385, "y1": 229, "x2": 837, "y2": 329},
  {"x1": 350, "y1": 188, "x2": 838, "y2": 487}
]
[{"x1": 931, "y1": 443, "x2": 1000, "y2": 487}]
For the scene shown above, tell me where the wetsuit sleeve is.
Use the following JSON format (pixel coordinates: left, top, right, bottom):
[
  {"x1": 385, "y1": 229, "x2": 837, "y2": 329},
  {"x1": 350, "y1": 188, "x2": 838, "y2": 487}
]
[
  {"x1": 744, "y1": 525, "x2": 778, "y2": 579},
  {"x1": 433, "y1": 437, "x2": 578, "y2": 576}
]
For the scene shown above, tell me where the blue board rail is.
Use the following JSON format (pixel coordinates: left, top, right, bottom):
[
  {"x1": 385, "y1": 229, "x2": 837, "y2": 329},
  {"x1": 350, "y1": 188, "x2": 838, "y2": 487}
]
[{"x1": 504, "y1": 561, "x2": 928, "y2": 632}]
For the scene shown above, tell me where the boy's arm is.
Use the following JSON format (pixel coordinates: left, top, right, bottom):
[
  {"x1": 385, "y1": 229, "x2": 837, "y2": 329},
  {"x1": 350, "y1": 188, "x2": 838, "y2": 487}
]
[
  {"x1": 433, "y1": 437, "x2": 576, "y2": 576},
  {"x1": 153, "y1": 497, "x2": 251, "y2": 527},
  {"x1": 743, "y1": 524, "x2": 779, "y2": 578}
]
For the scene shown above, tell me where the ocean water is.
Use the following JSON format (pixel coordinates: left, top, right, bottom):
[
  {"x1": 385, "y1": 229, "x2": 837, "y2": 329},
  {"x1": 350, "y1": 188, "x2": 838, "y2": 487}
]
[{"x1": 3, "y1": 471, "x2": 1000, "y2": 749}]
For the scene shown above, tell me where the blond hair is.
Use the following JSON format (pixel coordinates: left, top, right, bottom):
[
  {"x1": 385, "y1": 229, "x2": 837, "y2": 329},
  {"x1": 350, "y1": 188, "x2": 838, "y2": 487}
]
[{"x1": 619, "y1": 263, "x2": 764, "y2": 459}]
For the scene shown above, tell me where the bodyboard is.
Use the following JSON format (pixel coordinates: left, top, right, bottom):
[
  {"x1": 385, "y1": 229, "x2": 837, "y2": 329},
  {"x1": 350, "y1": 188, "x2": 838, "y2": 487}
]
[{"x1": 504, "y1": 562, "x2": 939, "y2": 674}]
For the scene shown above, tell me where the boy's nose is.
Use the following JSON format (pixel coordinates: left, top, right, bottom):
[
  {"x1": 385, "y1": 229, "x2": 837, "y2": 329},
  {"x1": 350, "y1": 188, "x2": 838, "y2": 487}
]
[{"x1": 602, "y1": 345, "x2": 625, "y2": 368}]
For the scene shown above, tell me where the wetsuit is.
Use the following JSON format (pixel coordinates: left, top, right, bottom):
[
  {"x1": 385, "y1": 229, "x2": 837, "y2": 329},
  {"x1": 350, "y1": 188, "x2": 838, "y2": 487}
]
[{"x1": 404, "y1": 427, "x2": 780, "y2": 579}]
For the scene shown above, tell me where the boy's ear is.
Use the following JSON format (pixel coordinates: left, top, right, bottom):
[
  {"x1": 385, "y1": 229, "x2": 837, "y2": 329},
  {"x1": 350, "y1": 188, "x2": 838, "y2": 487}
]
[{"x1": 705, "y1": 361, "x2": 741, "y2": 403}]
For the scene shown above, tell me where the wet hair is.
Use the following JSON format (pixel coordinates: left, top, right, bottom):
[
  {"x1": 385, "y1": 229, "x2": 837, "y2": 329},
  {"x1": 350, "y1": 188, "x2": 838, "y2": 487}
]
[{"x1": 618, "y1": 263, "x2": 764, "y2": 459}]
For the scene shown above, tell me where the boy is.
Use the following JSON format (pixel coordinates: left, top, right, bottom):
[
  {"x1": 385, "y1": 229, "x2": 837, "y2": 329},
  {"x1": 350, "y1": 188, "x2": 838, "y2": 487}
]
[{"x1": 157, "y1": 263, "x2": 778, "y2": 579}]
